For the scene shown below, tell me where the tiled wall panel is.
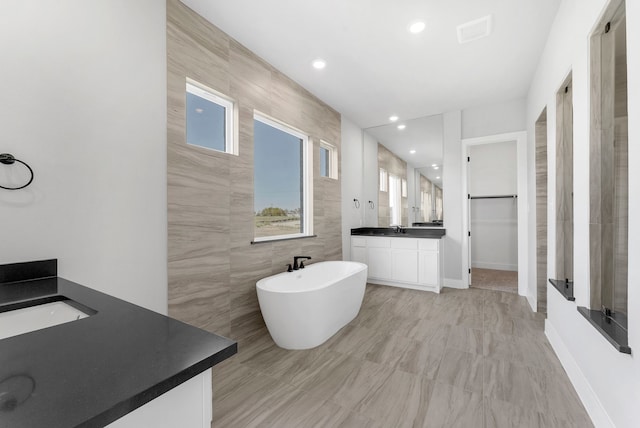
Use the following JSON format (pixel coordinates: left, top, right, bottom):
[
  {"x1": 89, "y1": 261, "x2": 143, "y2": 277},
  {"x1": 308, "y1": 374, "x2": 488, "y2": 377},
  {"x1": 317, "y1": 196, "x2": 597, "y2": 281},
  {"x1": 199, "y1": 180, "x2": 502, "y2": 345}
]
[{"x1": 167, "y1": 0, "x2": 342, "y2": 349}]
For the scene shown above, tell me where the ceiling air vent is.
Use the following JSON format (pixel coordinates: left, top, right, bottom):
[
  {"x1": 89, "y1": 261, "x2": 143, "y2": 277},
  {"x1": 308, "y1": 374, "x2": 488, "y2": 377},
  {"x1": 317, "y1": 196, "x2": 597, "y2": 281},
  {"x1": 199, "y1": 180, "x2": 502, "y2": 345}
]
[{"x1": 457, "y1": 15, "x2": 492, "y2": 44}]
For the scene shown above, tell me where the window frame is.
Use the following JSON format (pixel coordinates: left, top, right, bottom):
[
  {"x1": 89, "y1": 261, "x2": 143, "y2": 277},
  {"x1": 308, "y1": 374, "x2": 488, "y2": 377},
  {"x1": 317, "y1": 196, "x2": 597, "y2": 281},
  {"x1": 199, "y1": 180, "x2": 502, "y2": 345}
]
[
  {"x1": 252, "y1": 112, "x2": 314, "y2": 242},
  {"x1": 185, "y1": 78, "x2": 236, "y2": 155},
  {"x1": 319, "y1": 140, "x2": 338, "y2": 179}
]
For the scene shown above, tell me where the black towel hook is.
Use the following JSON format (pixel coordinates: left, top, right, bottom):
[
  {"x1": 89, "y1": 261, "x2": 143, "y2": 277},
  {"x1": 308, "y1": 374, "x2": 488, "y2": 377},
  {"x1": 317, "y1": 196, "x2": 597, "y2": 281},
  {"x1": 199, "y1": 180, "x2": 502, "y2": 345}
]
[{"x1": 0, "y1": 153, "x2": 34, "y2": 190}]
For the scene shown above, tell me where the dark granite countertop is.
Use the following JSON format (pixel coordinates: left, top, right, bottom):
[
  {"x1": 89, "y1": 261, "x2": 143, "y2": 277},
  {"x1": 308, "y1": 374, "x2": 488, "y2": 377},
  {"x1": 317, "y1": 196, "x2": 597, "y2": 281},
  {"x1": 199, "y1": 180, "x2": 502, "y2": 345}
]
[
  {"x1": 351, "y1": 227, "x2": 446, "y2": 239},
  {"x1": 0, "y1": 260, "x2": 237, "y2": 428}
]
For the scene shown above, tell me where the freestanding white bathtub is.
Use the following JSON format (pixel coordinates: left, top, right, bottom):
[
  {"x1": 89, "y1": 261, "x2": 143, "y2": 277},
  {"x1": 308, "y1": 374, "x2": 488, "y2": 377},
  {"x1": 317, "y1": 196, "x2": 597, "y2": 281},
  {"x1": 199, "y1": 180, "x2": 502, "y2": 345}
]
[{"x1": 256, "y1": 261, "x2": 367, "y2": 350}]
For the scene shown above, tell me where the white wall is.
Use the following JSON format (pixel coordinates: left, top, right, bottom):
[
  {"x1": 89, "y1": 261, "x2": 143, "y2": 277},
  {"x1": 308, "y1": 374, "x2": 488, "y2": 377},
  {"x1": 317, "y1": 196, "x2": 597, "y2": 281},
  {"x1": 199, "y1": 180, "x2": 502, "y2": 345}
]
[
  {"x1": 468, "y1": 142, "x2": 518, "y2": 196},
  {"x1": 527, "y1": 0, "x2": 640, "y2": 426},
  {"x1": 363, "y1": 131, "x2": 379, "y2": 226},
  {"x1": 0, "y1": 1, "x2": 167, "y2": 313},
  {"x1": 462, "y1": 98, "x2": 527, "y2": 139},
  {"x1": 442, "y1": 110, "x2": 464, "y2": 286},
  {"x1": 468, "y1": 141, "x2": 519, "y2": 272},
  {"x1": 341, "y1": 116, "x2": 364, "y2": 259},
  {"x1": 470, "y1": 198, "x2": 518, "y2": 271}
]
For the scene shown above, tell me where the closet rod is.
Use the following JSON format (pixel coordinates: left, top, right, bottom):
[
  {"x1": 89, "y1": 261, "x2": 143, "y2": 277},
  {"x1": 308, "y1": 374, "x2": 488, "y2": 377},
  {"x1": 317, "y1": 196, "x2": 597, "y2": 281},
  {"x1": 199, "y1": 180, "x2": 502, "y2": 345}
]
[{"x1": 469, "y1": 195, "x2": 517, "y2": 200}]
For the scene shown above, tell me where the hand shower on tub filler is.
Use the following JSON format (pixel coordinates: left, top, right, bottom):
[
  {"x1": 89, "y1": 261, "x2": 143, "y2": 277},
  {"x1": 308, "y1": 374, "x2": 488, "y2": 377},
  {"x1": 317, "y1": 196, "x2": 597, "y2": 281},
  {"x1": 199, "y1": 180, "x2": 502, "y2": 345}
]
[{"x1": 286, "y1": 256, "x2": 312, "y2": 272}]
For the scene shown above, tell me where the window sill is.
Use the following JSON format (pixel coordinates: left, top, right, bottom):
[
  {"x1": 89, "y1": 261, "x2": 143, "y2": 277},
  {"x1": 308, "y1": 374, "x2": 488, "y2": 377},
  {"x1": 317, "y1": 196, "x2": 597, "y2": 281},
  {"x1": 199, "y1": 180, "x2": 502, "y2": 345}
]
[
  {"x1": 548, "y1": 278, "x2": 575, "y2": 301},
  {"x1": 577, "y1": 306, "x2": 631, "y2": 354},
  {"x1": 251, "y1": 235, "x2": 317, "y2": 245}
]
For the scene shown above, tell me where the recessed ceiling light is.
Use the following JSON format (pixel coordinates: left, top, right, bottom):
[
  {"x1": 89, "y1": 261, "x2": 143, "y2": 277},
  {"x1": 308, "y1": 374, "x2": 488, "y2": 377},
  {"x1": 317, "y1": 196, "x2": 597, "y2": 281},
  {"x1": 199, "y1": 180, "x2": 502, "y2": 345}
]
[
  {"x1": 312, "y1": 58, "x2": 326, "y2": 69},
  {"x1": 389, "y1": 115, "x2": 399, "y2": 122},
  {"x1": 408, "y1": 21, "x2": 426, "y2": 34},
  {"x1": 397, "y1": 124, "x2": 406, "y2": 130},
  {"x1": 436, "y1": 176, "x2": 440, "y2": 179},
  {"x1": 410, "y1": 150, "x2": 416, "y2": 154},
  {"x1": 431, "y1": 163, "x2": 437, "y2": 167},
  {"x1": 433, "y1": 166, "x2": 439, "y2": 170}
]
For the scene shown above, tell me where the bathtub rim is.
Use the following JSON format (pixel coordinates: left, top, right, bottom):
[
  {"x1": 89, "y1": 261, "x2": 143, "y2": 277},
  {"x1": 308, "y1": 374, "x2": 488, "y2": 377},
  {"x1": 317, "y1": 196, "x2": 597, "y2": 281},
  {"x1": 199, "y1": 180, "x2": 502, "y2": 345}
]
[{"x1": 256, "y1": 261, "x2": 367, "y2": 294}]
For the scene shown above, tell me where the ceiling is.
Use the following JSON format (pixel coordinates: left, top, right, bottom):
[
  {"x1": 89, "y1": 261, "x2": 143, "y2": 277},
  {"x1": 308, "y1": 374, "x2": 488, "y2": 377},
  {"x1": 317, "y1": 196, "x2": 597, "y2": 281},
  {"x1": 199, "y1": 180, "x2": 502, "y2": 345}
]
[{"x1": 180, "y1": 0, "x2": 560, "y2": 130}]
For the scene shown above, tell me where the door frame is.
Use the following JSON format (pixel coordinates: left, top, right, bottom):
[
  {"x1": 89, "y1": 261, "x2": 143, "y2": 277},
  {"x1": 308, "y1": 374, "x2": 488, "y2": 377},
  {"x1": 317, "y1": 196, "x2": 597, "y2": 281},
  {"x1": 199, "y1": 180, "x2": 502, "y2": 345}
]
[{"x1": 461, "y1": 131, "x2": 528, "y2": 297}]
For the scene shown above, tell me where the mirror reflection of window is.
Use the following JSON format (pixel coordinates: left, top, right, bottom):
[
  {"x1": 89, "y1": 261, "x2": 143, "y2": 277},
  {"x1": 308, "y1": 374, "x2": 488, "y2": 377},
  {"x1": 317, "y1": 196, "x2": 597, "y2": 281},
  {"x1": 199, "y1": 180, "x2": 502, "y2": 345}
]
[
  {"x1": 379, "y1": 168, "x2": 388, "y2": 192},
  {"x1": 389, "y1": 174, "x2": 402, "y2": 225},
  {"x1": 434, "y1": 186, "x2": 443, "y2": 220},
  {"x1": 421, "y1": 191, "x2": 432, "y2": 222}
]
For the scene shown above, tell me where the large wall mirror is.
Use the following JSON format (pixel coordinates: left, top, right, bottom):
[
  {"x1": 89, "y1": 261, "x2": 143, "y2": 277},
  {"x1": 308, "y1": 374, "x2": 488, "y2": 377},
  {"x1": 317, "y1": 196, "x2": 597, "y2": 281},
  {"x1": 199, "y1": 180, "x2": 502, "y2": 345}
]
[{"x1": 363, "y1": 114, "x2": 444, "y2": 227}]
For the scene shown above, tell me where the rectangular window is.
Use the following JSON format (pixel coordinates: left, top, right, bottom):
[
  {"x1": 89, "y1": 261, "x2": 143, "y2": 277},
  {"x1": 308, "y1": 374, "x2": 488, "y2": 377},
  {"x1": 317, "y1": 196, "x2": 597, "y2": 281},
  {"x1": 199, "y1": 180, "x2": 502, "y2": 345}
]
[
  {"x1": 401, "y1": 179, "x2": 408, "y2": 198},
  {"x1": 320, "y1": 147, "x2": 329, "y2": 177},
  {"x1": 185, "y1": 79, "x2": 235, "y2": 154},
  {"x1": 253, "y1": 113, "x2": 312, "y2": 241},
  {"x1": 319, "y1": 141, "x2": 338, "y2": 179}
]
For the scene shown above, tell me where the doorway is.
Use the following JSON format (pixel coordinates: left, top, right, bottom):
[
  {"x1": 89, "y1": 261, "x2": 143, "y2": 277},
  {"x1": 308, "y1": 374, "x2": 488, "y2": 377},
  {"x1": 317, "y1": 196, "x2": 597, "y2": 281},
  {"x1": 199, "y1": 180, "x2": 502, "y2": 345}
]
[
  {"x1": 461, "y1": 132, "x2": 528, "y2": 300},
  {"x1": 467, "y1": 141, "x2": 518, "y2": 293}
]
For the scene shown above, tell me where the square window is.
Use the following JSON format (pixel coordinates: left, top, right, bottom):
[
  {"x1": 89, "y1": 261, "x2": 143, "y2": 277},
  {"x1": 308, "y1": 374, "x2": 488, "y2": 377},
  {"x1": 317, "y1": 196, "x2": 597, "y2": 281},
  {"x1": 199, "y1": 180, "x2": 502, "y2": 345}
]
[
  {"x1": 185, "y1": 80, "x2": 235, "y2": 154},
  {"x1": 253, "y1": 113, "x2": 313, "y2": 241}
]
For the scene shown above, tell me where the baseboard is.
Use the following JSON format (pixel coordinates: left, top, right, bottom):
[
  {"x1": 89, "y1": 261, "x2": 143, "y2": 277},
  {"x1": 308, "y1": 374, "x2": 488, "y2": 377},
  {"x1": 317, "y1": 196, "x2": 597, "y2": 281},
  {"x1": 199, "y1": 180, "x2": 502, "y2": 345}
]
[
  {"x1": 444, "y1": 278, "x2": 467, "y2": 289},
  {"x1": 366, "y1": 278, "x2": 440, "y2": 293},
  {"x1": 526, "y1": 293, "x2": 536, "y2": 311},
  {"x1": 471, "y1": 262, "x2": 517, "y2": 271},
  {"x1": 545, "y1": 321, "x2": 615, "y2": 428}
]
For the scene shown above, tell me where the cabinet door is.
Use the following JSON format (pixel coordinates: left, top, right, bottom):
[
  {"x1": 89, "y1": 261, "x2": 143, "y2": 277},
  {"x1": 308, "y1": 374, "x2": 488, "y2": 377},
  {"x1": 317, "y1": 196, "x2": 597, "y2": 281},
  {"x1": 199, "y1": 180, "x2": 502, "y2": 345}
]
[
  {"x1": 419, "y1": 251, "x2": 439, "y2": 286},
  {"x1": 367, "y1": 247, "x2": 392, "y2": 279},
  {"x1": 351, "y1": 246, "x2": 367, "y2": 265},
  {"x1": 391, "y1": 249, "x2": 419, "y2": 283}
]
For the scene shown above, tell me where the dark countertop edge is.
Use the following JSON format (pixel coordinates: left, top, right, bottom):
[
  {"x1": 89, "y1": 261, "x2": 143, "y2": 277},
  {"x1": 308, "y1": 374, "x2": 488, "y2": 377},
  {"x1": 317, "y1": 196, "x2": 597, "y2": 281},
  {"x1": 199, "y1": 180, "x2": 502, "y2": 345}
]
[
  {"x1": 548, "y1": 278, "x2": 575, "y2": 301},
  {"x1": 83, "y1": 343, "x2": 238, "y2": 428},
  {"x1": 577, "y1": 306, "x2": 631, "y2": 354},
  {"x1": 0, "y1": 261, "x2": 239, "y2": 428},
  {"x1": 350, "y1": 228, "x2": 446, "y2": 239}
]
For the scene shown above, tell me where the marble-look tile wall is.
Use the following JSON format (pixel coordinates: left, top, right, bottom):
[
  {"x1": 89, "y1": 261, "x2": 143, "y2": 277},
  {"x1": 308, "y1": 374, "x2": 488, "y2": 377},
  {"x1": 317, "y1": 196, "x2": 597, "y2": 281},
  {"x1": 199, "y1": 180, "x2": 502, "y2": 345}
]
[
  {"x1": 167, "y1": 0, "x2": 342, "y2": 344},
  {"x1": 613, "y1": 19, "x2": 628, "y2": 315},
  {"x1": 613, "y1": 117, "x2": 628, "y2": 314},
  {"x1": 535, "y1": 110, "x2": 548, "y2": 313},
  {"x1": 377, "y1": 143, "x2": 408, "y2": 226},
  {"x1": 555, "y1": 78, "x2": 573, "y2": 281},
  {"x1": 589, "y1": 15, "x2": 628, "y2": 313}
]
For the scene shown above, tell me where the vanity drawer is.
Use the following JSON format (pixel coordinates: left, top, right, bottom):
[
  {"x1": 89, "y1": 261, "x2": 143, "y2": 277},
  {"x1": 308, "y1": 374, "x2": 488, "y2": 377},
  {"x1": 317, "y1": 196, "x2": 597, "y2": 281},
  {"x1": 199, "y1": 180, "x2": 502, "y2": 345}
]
[
  {"x1": 419, "y1": 239, "x2": 439, "y2": 251},
  {"x1": 351, "y1": 237, "x2": 367, "y2": 247},
  {"x1": 367, "y1": 237, "x2": 391, "y2": 248},
  {"x1": 391, "y1": 238, "x2": 418, "y2": 250}
]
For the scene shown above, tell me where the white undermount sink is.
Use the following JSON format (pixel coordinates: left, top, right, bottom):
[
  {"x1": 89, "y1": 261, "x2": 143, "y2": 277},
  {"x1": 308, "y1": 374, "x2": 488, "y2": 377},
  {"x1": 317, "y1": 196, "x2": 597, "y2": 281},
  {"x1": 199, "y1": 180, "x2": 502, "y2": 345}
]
[{"x1": 0, "y1": 301, "x2": 90, "y2": 340}]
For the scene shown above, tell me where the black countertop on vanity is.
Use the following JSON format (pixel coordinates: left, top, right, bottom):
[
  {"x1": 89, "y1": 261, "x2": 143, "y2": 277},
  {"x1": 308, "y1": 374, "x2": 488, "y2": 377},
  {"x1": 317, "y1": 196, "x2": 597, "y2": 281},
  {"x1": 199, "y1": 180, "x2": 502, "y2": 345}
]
[
  {"x1": 351, "y1": 227, "x2": 446, "y2": 239},
  {"x1": 0, "y1": 260, "x2": 237, "y2": 428}
]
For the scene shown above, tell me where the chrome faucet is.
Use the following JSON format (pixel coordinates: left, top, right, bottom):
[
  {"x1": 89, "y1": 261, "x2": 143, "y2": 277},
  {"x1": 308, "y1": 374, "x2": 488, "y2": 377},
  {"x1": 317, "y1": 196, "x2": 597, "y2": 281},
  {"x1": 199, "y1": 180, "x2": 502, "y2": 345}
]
[{"x1": 293, "y1": 256, "x2": 311, "y2": 270}]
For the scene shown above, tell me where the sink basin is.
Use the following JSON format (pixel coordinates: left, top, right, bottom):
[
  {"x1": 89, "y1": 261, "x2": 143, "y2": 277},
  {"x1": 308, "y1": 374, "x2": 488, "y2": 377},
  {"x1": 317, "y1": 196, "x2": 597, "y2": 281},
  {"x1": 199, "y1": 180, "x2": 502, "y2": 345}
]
[{"x1": 0, "y1": 300, "x2": 91, "y2": 340}]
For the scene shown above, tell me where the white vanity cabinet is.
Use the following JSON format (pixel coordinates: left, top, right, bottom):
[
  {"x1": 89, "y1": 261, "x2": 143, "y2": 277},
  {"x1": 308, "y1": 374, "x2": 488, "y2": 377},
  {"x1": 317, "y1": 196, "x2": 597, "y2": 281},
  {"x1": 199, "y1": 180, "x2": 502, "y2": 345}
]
[{"x1": 351, "y1": 236, "x2": 443, "y2": 293}]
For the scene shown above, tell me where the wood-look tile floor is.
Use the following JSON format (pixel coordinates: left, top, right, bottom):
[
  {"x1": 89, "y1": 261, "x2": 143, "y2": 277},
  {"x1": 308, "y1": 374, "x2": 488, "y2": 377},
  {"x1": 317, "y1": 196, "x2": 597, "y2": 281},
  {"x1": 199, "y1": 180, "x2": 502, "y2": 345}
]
[
  {"x1": 471, "y1": 268, "x2": 518, "y2": 294},
  {"x1": 212, "y1": 285, "x2": 593, "y2": 428}
]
